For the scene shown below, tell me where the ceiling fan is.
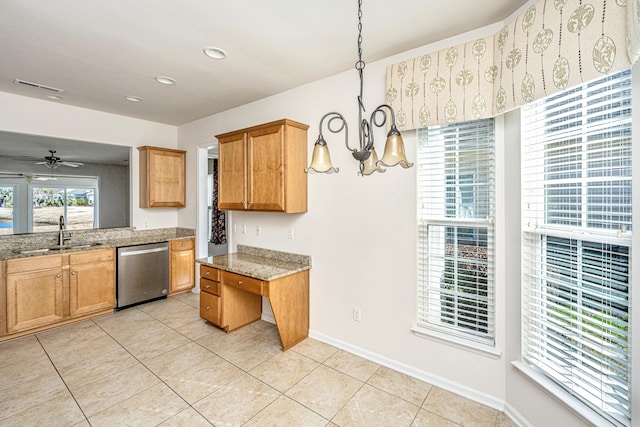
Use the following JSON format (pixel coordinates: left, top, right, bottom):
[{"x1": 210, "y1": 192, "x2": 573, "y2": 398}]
[
  {"x1": 0, "y1": 172, "x2": 57, "y2": 182},
  {"x1": 36, "y1": 150, "x2": 84, "y2": 169}
]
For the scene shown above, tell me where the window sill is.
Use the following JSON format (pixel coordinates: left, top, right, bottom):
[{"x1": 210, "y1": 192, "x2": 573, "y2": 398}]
[
  {"x1": 511, "y1": 361, "x2": 623, "y2": 427},
  {"x1": 411, "y1": 326, "x2": 501, "y2": 359}
]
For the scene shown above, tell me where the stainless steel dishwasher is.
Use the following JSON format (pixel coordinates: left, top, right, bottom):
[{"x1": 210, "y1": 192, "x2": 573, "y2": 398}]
[{"x1": 116, "y1": 242, "x2": 169, "y2": 310}]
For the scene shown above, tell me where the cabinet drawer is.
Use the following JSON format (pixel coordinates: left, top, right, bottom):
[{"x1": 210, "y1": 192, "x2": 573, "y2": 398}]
[
  {"x1": 6, "y1": 254, "x2": 63, "y2": 274},
  {"x1": 171, "y1": 238, "x2": 194, "y2": 251},
  {"x1": 199, "y1": 264, "x2": 220, "y2": 281},
  {"x1": 221, "y1": 271, "x2": 263, "y2": 296},
  {"x1": 200, "y1": 277, "x2": 220, "y2": 296},
  {"x1": 200, "y1": 291, "x2": 221, "y2": 326},
  {"x1": 69, "y1": 248, "x2": 114, "y2": 264}
]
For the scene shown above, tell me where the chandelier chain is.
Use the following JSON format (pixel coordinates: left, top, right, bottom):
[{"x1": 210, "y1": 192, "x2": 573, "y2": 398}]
[
  {"x1": 305, "y1": 0, "x2": 412, "y2": 176},
  {"x1": 356, "y1": 0, "x2": 364, "y2": 71}
]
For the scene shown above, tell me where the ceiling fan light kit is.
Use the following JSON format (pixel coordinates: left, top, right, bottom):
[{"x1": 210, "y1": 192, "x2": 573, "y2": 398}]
[{"x1": 35, "y1": 150, "x2": 84, "y2": 169}]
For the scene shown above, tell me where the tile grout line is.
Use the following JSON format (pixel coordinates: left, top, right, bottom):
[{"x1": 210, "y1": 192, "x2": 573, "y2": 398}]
[
  {"x1": 34, "y1": 332, "x2": 91, "y2": 425},
  {"x1": 89, "y1": 312, "x2": 208, "y2": 425},
  {"x1": 3, "y1": 294, "x2": 508, "y2": 426}
]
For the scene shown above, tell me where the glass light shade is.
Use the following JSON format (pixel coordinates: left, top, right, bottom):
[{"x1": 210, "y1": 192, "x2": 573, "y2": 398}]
[
  {"x1": 378, "y1": 126, "x2": 414, "y2": 168},
  {"x1": 361, "y1": 148, "x2": 385, "y2": 175},
  {"x1": 305, "y1": 141, "x2": 339, "y2": 174}
]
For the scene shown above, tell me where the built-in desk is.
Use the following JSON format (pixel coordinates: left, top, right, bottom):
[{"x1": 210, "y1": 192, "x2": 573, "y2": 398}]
[{"x1": 197, "y1": 245, "x2": 311, "y2": 350}]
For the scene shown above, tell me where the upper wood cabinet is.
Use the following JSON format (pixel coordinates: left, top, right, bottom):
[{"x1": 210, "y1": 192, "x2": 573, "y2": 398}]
[
  {"x1": 216, "y1": 119, "x2": 308, "y2": 213},
  {"x1": 138, "y1": 146, "x2": 186, "y2": 208}
]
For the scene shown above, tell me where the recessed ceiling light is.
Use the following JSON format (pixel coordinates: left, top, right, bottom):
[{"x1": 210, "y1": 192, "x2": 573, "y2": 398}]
[
  {"x1": 203, "y1": 47, "x2": 227, "y2": 59},
  {"x1": 155, "y1": 76, "x2": 176, "y2": 85},
  {"x1": 46, "y1": 94, "x2": 64, "y2": 100},
  {"x1": 125, "y1": 95, "x2": 143, "y2": 102}
]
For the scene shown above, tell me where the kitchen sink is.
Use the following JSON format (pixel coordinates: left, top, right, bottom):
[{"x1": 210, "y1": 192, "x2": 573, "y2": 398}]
[
  {"x1": 15, "y1": 242, "x2": 104, "y2": 255},
  {"x1": 67, "y1": 242, "x2": 104, "y2": 249},
  {"x1": 18, "y1": 248, "x2": 53, "y2": 254}
]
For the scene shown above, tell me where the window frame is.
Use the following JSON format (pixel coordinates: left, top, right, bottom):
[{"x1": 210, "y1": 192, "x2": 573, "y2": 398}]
[
  {"x1": 520, "y1": 68, "x2": 633, "y2": 427},
  {"x1": 414, "y1": 118, "x2": 497, "y2": 352}
]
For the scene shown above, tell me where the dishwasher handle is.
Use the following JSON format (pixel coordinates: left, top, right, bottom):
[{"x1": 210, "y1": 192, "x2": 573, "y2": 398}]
[{"x1": 119, "y1": 246, "x2": 169, "y2": 257}]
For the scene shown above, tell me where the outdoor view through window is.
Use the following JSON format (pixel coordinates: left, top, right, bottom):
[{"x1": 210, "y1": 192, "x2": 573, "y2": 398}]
[{"x1": 0, "y1": 179, "x2": 97, "y2": 235}]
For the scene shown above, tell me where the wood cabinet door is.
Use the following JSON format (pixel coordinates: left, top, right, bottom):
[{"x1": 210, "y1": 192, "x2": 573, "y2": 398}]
[
  {"x1": 6, "y1": 268, "x2": 64, "y2": 333},
  {"x1": 247, "y1": 124, "x2": 285, "y2": 211},
  {"x1": 69, "y1": 260, "x2": 115, "y2": 318},
  {"x1": 170, "y1": 248, "x2": 194, "y2": 294},
  {"x1": 218, "y1": 134, "x2": 247, "y2": 210},
  {"x1": 147, "y1": 148, "x2": 186, "y2": 207}
]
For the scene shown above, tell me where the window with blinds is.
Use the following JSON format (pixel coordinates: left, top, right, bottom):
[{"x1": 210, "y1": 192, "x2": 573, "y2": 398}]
[
  {"x1": 521, "y1": 68, "x2": 632, "y2": 426},
  {"x1": 417, "y1": 119, "x2": 495, "y2": 346}
]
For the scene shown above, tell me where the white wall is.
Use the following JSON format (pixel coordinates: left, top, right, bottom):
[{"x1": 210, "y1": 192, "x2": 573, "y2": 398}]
[
  {"x1": 177, "y1": 13, "x2": 601, "y2": 427},
  {"x1": 179, "y1": 23, "x2": 508, "y2": 410},
  {"x1": 0, "y1": 91, "x2": 179, "y2": 230}
]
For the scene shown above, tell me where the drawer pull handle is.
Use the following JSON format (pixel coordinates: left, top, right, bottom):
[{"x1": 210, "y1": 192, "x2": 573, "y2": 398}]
[
  {"x1": 205, "y1": 284, "x2": 210, "y2": 289},
  {"x1": 71, "y1": 271, "x2": 77, "y2": 276},
  {"x1": 56, "y1": 274, "x2": 62, "y2": 278},
  {"x1": 205, "y1": 305, "x2": 210, "y2": 310},
  {"x1": 238, "y1": 280, "x2": 243, "y2": 286},
  {"x1": 205, "y1": 271, "x2": 210, "y2": 275}
]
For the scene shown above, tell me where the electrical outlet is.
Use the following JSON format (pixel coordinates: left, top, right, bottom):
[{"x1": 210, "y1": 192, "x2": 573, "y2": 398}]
[
  {"x1": 256, "y1": 225, "x2": 261, "y2": 236},
  {"x1": 241, "y1": 224, "x2": 246, "y2": 234},
  {"x1": 353, "y1": 307, "x2": 361, "y2": 322},
  {"x1": 288, "y1": 228, "x2": 295, "y2": 239}
]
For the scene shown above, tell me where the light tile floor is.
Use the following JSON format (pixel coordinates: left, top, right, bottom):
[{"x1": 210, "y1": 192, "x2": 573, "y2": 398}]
[{"x1": 0, "y1": 293, "x2": 518, "y2": 426}]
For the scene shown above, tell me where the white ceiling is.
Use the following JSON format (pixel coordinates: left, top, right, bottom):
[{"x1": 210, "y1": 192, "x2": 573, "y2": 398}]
[{"x1": 0, "y1": 0, "x2": 528, "y2": 126}]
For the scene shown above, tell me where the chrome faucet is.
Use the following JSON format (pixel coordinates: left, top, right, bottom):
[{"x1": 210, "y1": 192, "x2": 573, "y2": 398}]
[{"x1": 58, "y1": 215, "x2": 70, "y2": 246}]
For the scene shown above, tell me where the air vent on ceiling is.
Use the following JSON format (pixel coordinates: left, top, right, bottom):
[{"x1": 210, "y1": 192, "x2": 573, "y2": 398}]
[{"x1": 13, "y1": 79, "x2": 63, "y2": 93}]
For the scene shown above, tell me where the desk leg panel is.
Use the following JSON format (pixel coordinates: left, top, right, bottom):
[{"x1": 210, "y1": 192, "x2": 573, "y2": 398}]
[
  {"x1": 268, "y1": 270, "x2": 309, "y2": 350},
  {"x1": 222, "y1": 285, "x2": 262, "y2": 331}
]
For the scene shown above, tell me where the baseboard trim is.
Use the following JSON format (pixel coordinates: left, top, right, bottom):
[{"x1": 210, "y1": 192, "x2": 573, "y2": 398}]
[
  {"x1": 260, "y1": 312, "x2": 276, "y2": 324},
  {"x1": 307, "y1": 329, "x2": 506, "y2": 412},
  {"x1": 503, "y1": 401, "x2": 532, "y2": 427}
]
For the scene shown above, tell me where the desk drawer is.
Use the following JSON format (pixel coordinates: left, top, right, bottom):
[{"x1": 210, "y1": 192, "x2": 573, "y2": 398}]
[
  {"x1": 221, "y1": 271, "x2": 263, "y2": 296},
  {"x1": 200, "y1": 291, "x2": 221, "y2": 326},
  {"x1": 200, "y1": 277, "x2": 220, "y2": 296},
  {"x1": 200, "y1": 264, "x2": 220, "y2": 281}
]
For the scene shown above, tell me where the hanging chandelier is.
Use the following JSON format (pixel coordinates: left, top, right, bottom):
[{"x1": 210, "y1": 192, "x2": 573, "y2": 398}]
[{"x1": 305, "y1": 0, "x2": 413, "y2": 176}]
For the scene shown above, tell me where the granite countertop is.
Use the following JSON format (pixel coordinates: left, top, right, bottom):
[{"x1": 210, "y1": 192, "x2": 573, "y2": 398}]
[
  {"x1": 0, "y1": 227, "x2": 195, "y2": 261},
  {"x1": 197, "y1": 245, "x2": 311, "y2": 282}
]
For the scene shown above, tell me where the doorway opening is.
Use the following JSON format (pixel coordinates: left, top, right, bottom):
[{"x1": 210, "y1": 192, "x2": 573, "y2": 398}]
[{"x1": 207, "y1": 148, "x2": 228, "y2": 256}]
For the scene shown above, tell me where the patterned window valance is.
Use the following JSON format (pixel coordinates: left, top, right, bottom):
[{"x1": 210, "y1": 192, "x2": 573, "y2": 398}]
[{"x1": 386, "y1": 0, "x2": 639, "y2": 130}]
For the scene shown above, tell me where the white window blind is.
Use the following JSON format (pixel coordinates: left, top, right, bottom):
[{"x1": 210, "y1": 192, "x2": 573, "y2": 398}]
[
  {"x1": 417, "y1": 119, "x2": 495, "y2": 345},
  {"x1": 522, "y1": 68, "x2": 632, "y2": 427}
]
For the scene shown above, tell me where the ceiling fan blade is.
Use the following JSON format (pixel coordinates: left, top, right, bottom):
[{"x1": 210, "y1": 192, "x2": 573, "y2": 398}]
[
  {"x1": 60, "y1": 161, "x2": 84, "y2": 167},
  {"x1": 34, "y1": 161, "x2": 48, "y2": 165}
]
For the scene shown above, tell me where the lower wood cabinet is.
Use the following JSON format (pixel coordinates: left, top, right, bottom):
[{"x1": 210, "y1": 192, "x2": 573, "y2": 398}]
[
  {"x1": 199, "y1": 264, "x2": 261, "y2": 331},
  {"x1": 170, "y1": 238, "x2": 195, "y2": 295},
  {"x1": 68, "y1": 249, "x2": 115, "y2": 318},
  {"x1": 6, "y1": 258, "x2": 64, "y2": 334},
  {"x1": 2, "y1": 248, "x2": 116, "y2": 338}
]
